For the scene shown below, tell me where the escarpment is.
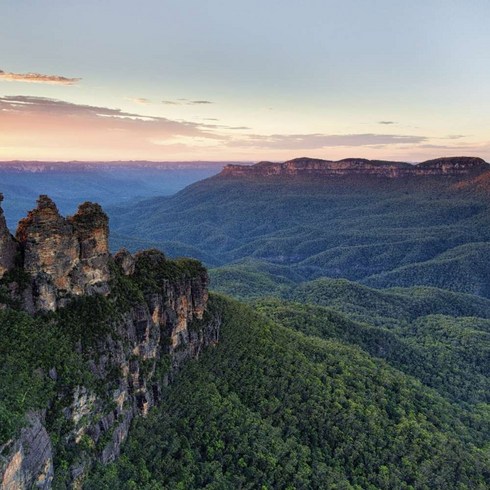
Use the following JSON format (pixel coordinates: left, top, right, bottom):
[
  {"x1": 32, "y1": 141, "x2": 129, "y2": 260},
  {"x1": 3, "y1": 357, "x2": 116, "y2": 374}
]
[
  {"x1": 221, "y1": 156, "x2": 490, "y2": 179},
  {"x1": 0, "y1": 196, "x2": 220, "y2": 489},
  {"x1": 0, "y1": 194, "x2": 17, "y2": 279}
]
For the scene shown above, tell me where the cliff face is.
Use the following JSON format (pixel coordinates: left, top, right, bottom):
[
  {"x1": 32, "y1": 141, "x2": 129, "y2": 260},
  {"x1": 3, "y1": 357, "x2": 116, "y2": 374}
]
[
  {"x1": 221, "y1": 156, "x2": 489, "y2": 179},
  {"x1": 14, "y1": 196, "x2": 110, "y2": 313},
  {"x1": 0, "y1": 197, "x2": 220, "y2": 489},
  {"x1": 0, "y1": 194, "x2": 18, "y2": 279},
  {"x1": 1, "y1": 413, "x2": 54, "y2": 490}
]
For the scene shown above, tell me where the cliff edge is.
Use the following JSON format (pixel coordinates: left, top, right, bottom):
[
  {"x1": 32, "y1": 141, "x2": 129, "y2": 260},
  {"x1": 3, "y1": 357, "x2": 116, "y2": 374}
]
[
  {"x1": 12, "y1": 196, "x2": 110, "y2": 313},
  {"x1": 0, "y1": 194, "x2": 17, "y2": 279},
  {"x1": 220, "y1": 156, "x2": 489, "y2": 179},
  {"x1": 0, "y1": 196, "x2": 220, "y2": 489}
]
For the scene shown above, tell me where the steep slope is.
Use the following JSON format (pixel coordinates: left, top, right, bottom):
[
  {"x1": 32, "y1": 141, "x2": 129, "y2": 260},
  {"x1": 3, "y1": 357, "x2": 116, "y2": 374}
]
[
  {"x1": 0, "y1": 196, "x2": 219, "y2": 489},
  {"x1": 0, "y1": 194, "x2": 17, "y2": 277},
  {"x1": 454, "y1": 170, "x2": 490, "y2": 193},
  {"x1": 256, "y1": 298, "x2": 490, "y2": 405},
  {"x1": 86, "y1": 297, "x2": 490, "y2": 489},
  {"x1": 109, "y1": 156, "x2": 490, "y2": 296}
]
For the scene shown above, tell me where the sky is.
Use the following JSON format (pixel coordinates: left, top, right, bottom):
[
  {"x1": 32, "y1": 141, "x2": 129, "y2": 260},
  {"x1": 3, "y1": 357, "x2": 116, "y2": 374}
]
[{"x1": 1, "y1": 0, "x2": 490, "y2": 162}]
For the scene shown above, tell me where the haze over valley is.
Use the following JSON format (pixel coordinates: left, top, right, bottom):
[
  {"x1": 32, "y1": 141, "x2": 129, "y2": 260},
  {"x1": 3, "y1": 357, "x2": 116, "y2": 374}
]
[{"x1": 0, "y1": 161, "x2": 225, "y2": 228}]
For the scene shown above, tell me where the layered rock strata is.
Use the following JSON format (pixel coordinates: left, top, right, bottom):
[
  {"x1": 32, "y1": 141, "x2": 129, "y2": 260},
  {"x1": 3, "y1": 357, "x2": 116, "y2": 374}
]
[
  {"x1": 221, "y1": 156, "x2": 489, "y2": 179},
  {"x1": 0, "y1": 194, "x2": 18, "y2": 279},
  {"x1": 12, "y1": 196, "x2": 110, "y2": 312}
]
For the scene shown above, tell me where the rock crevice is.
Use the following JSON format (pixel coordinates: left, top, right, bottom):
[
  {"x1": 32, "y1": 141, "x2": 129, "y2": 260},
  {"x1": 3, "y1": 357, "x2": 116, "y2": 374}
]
[{"x1": 0, "y1": 194, "x2": 18, "y2": 279}]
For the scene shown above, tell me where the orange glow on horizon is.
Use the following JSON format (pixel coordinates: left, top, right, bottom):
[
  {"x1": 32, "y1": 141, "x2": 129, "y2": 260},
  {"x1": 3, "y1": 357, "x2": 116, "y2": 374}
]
[{"x1": 1, "y1": 95, "x2": 489, "y2": 163}]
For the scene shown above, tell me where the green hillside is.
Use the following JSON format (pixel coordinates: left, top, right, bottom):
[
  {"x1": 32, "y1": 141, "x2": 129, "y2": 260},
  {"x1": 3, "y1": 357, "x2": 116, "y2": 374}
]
[
  {"x1": 255, "y1": 299, "x2": 490, "y2": 405},
  {"x1": 86, "y1": 296, "x2": 490, "y2": 489},
  {"x1": 364, "y1": 243, "x2": 490, "y2": 297},
  {"x1": 209, "y1": 273, "x2": 490, "y2": 405},
  {"x1": 4, "y1": 168, "x2": 490, "y2": 488},
  {"x1": 109, "y1": 174, "x2": 490, "y2": 296},
  {"x1": 289, "y1": 277, "x2": 490, "y2": 324}
]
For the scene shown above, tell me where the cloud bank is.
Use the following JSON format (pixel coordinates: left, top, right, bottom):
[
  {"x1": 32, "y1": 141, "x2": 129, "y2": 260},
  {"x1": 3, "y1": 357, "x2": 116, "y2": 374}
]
[{"x1": 1, "y1": 95, "x2": 486, "y2": 161}]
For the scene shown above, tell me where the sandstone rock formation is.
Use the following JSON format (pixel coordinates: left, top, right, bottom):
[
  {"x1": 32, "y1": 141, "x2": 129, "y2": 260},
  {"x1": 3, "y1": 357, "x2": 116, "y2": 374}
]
[
  {"x1": 1, "y1": 413, "x2": 54, "y2": 490},
  {"x1": 14, "y1": 196, "x2": 110, "y2": 312},
  {"x1": 0, "y1": 196, "x2": 220, "y2": 488},
  {"x1": 114, "y1": 247, "x2": 136, "y2": 276},
  {"x1": 68, "y1": 202, "x2": 110, "y2": 295},
  {"x1": 221, "y1": 156, "x2": 490, "y2": 179},
  {"x1": 0, "y1": 194, "x2": 18, "y2": 278}
]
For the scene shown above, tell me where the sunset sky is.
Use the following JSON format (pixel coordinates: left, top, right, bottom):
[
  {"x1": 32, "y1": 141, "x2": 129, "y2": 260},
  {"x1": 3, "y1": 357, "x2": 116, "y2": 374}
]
[{"x1": 1, "y1": 0, "x2": 490, "y2": 162}]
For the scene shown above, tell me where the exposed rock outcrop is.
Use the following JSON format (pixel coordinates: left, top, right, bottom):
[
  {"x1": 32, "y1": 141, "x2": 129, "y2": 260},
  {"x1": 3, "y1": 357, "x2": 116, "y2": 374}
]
[
  {"x1": 1, "y1": 413, "x2": 53, "y2": 490},
  {"x1": 221, "y1": 156, "x2": 489, "y2": 179},
  {"x1": 113, "y1": 248, "x2": 135, "y2": 276},
  {"x1": 68, "y1": 202, "x2": 110, "y2": 295},
  {"x1": 14, "y1": 196, "x2": 110, "y2": 312},
  {"x1": 0, "y1": 194, "x2": 18, "y2": 279},
  {"x1": 0, "y1": 196, "x2": 220, "y2": 489}
]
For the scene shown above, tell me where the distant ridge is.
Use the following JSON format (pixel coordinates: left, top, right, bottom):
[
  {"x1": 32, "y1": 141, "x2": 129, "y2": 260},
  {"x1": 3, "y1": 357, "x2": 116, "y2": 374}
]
[
  {"x1": 221, "y1": 156, "x2": 489, "y2": 179},
  {"x1": 0, "y1": 160, "x2": 236, "y2": 173}
]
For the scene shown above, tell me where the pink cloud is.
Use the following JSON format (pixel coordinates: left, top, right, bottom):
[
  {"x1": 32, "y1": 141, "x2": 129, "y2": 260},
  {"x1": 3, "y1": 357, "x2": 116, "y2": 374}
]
[{"x1": 0, "y1": 69, "x2": 81, "y2": 85}]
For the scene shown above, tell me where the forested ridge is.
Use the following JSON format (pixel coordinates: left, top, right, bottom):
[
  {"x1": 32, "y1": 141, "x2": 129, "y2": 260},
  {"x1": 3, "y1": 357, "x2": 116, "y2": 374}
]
[
  {"x1": 109, "y1": 173, "x2": 490, "y2": 297},
  {"x1": 86, "y1": 295, "x2": 490, "y2": 489},
  {"x1": 94, "y1": 169, "x2": 490, "y2": 488}
]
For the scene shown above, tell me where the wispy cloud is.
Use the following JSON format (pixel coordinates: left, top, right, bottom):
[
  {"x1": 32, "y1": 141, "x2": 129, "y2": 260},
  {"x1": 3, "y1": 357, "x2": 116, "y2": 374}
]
[
  {"x1": 126, "y1": 97, "x2": 151, "y2": 105},
  {"x1": 0, "y1": 69, "x2": 81, "y2": 85},
  {"x1": 227, "y1": 133, "x2": 427, "y2": 150},
  {"x1": 445, "y1": 134, "x2": 467, "y2": 140},
  {"x1": 0, "y1": 95, "x2": 160, "y2": 120},
  {"x1": 378, "y1": 121, "x2": 397, "y2": 125},
  {"x1": 0, "y1": 95, "x2": 224, "y2": 159},
  {"x1": 162, "y1": 98, "x2": 214, "y2": 105},
  {"x1": 2, "y1": 94, "x2": 485, "y2": 161}
]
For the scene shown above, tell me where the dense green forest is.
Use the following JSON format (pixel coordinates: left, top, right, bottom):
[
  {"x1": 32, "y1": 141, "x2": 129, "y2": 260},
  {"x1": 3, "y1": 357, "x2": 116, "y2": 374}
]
[
  {"x1": 109, "y1": 174, "x2": 490, "y2": 297},
  {"x1": 97, "y1": 171, "x2": 490, "y2": 488},
  {"x1": 211, "y1": 275, "x2": 490, "y2": 404},
  {"x1": 86, "y1": 296, "x2": 490, "y2": 489},
  {"x1": 2, "y1": 170, "x2": 490, "y2": 488},
  {"x1": 4, "y1": 264, "x2": 489, "y2": 488}
]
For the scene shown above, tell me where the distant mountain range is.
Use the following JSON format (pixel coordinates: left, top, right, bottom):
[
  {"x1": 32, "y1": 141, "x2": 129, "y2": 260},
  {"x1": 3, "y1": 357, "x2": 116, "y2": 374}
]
[
  {"x1": 1, "y1": 156, "x2": 490, "y2": 488},
  {"x1": 0, "y1": 160, "x2": 244, "y2": 173},
  {"x1": 108, "y1": 155, "x2": 490, "y2": 297}
]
